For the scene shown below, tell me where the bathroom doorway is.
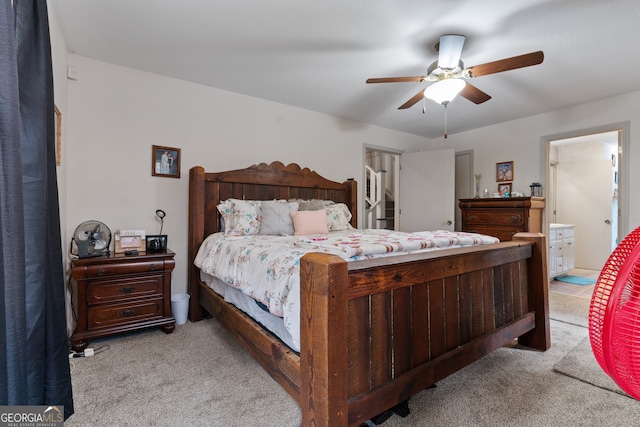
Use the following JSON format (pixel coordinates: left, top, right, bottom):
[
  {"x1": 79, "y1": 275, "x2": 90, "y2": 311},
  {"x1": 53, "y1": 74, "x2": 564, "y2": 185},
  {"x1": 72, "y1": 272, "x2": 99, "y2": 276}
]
[{"x1": 545, "y1": 123, "x2": 629, "y2": 270}]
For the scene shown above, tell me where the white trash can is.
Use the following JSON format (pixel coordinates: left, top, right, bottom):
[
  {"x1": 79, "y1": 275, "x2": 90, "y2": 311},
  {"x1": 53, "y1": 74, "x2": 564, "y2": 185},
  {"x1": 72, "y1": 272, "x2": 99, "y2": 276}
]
[{"x1": 171, "y1": 293, "x2": 190, "y2": 325}]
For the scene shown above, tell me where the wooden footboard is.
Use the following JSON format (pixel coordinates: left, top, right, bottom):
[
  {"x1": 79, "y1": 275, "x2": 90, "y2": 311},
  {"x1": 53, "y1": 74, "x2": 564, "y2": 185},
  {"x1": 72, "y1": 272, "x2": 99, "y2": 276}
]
[{"x1": 300, "y1": 233, "x2": 548, "y2": 426}]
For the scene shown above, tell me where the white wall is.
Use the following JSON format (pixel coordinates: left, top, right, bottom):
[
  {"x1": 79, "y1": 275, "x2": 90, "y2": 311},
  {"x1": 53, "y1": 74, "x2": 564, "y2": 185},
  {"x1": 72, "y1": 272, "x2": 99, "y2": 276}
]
[{"x1": 63, "y1": 55, "x2": 429, "y2": 293}]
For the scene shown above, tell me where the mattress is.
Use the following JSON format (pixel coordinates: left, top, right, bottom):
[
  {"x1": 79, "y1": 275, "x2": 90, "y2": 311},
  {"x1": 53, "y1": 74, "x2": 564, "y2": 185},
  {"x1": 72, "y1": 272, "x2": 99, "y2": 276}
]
[{"x1": 200, "y1": 271, "x2": 296, "y2": 350}]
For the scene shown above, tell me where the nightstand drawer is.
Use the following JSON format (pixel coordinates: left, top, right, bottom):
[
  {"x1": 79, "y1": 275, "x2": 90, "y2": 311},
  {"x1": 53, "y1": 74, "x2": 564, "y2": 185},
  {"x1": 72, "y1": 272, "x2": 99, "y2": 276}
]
[
  {"x1": 463, "y1": 209, "x2": 525, "y2": 226},
  {"x1": 87, "y1": 276, "x2": 164, "y2": 305},
  {"x1": 87, "y1": 299, "x2": 164, "y2": 330},
  {"x1": 84, "y1": 261, "x2": 165, "y2": 278}
]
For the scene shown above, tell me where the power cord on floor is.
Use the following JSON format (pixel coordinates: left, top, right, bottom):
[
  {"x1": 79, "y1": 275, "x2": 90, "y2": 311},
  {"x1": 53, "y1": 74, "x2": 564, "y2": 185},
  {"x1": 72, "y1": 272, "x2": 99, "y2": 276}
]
[{"x1": 68, "y1": 344, "x2": 110, "y2": 358}]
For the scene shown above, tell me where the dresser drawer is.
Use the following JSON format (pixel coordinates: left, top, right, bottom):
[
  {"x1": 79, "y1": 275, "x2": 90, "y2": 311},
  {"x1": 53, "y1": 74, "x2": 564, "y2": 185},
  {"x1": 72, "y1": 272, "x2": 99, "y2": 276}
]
[
  {"x1": 84, "y1": 261, "x2": 165, "y2": 278},
  {"x1": 86, "y1": 276, "x2": 164, "y2": 305},
  {"x1": 463, "y1": 209, "x2": 525, "y2": 226},
  {"x1": 87, "y1": 299, "x2": 164, "y2": 330}
]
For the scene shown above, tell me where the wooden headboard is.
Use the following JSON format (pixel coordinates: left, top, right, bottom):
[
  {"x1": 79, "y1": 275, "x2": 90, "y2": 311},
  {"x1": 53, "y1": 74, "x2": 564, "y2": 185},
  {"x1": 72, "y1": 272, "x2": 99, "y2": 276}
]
[{"x1": 187, "y1": 161, "x2": 357, "y2": 319}]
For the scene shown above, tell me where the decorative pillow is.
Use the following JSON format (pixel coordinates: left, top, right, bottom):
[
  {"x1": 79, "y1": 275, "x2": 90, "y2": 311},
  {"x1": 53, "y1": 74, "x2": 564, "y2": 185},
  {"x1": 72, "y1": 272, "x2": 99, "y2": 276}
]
[
  {"x1": 290, "y1": 199, "x2": 335, "y2": 211},
  {"x1": 290, "y1": 209, "x2": 329, "y2": 236},
  {"x1": 325, "y1": 203, "x2": 353, "y2": 231},
  {"x1": 260, "y1": 201, "x2": 299, "y2": 236},
  {"x1": 217, "y1": 199, "x2": 262, "y2": 236}
]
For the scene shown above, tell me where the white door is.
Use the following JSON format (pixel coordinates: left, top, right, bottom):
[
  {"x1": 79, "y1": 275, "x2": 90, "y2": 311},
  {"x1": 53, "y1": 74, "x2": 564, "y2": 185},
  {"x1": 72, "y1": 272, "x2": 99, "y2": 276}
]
[
  {"x1": 557, "y1": 158, "x2": 613, "y2": 269},
  {"x1": 399, "y1": 149, "x2": 455, "y2": 232}
]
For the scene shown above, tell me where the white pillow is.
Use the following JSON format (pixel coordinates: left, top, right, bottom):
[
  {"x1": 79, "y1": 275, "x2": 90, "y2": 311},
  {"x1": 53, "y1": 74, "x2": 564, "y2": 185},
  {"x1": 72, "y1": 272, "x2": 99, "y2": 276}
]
[{"x1": 260, "y1": 201, "x2": 299, "y2": 236}]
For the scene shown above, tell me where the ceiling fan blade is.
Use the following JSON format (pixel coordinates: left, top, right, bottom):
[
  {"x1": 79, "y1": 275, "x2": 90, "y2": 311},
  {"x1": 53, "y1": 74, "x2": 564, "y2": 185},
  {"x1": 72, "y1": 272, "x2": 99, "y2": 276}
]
[
  {"x1": 398, "y1": 90, "x2": 426, "y2": 109},
  {"x1": 366, "y1": 76, "x2": 425, "y2": 84},
  {"x1": 468, "y1": 51, "x2": 544, "y2": 77},
  {"x1": 459, "y1": 83, "x2": 492, "y2": 104},
  {"x1": 438, "y1": 34, "x2": 465, "y2": 69}
]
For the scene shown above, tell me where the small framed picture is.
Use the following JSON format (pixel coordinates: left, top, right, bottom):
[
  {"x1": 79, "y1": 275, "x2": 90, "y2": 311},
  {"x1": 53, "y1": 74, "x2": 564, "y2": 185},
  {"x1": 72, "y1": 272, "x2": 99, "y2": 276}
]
[
  {"x1": 496, "y1": 161, "x2": 514, "y2": 182},
  {"x1": 152, "y1": 145, "x2": 181, "y2": 178},
  {"x1": 146, "y1": 235, "x2": 168, "y2": 253},
  {"x1": 498, "y1": 183, "x2": 512, "y2": 197},
  {"x1": 114, "y1": 229, "x2": 146, "y2": 253}
]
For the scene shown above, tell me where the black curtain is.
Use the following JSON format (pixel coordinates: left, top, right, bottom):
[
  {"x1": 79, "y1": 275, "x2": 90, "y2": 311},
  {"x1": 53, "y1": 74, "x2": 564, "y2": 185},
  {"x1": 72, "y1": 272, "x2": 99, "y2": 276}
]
[{"x1": 0, "y1": 0, "x2": 73, "y2": 419}]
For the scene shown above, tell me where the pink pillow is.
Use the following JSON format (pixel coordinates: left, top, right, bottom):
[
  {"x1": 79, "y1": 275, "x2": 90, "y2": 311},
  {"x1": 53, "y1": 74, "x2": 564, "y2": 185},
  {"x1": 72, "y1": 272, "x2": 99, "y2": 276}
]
[{"x1": 290, "y1": 209, "x2": 328, "y2": 236}]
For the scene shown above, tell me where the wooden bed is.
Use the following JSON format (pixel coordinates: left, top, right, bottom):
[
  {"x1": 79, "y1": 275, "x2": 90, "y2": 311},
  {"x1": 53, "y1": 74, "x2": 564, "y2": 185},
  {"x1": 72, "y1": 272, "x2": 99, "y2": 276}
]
[{"x1": 187, "y1": 161, "x2": 550, "y2": 426}]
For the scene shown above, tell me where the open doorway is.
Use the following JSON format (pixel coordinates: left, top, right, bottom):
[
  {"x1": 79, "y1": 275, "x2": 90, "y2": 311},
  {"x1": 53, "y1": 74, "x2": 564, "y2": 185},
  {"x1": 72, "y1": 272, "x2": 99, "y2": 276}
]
[
  {"x1": 545, "y1": 122, "x2": 629, "y2": 272},
  {"x1": 363, "y1": 146, "x2": 401, "y2": 230}
]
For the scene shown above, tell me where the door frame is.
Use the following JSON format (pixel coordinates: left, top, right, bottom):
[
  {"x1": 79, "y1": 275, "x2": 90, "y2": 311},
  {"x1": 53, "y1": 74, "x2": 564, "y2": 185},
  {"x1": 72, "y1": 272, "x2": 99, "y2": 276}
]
[{"x1": 542, "y1": 121, "x2": 630, "y2": 245}]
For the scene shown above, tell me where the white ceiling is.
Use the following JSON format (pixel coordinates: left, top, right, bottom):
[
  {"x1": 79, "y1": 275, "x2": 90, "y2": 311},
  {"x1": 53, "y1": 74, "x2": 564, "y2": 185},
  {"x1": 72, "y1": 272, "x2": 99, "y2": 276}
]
[{"x1": 50, "y1": 0, "x2": 640, "y2": 139}]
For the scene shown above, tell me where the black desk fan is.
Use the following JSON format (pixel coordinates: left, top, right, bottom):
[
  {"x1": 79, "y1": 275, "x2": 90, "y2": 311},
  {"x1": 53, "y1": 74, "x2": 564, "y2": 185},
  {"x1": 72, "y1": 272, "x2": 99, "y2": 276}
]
[
  {"x1": 589, "y1": 226, "x2": 640, "y2": 398},
  {"x1": 71, "y1": 220, "x2": 111, "y2": 258}
]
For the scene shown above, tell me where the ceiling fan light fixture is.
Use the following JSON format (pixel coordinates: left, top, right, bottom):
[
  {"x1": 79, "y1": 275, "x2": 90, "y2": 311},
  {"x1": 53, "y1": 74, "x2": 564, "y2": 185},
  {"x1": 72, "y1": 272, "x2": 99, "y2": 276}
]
[{"x1": 424, "y1": 78, "x2": 466, "y2": 104}]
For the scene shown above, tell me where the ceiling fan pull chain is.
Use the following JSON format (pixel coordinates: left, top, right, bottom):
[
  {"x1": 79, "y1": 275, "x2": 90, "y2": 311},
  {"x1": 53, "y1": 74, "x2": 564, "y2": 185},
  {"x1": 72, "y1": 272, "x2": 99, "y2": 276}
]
[
  {"x1": 443, "y1": 102, "x2": 448, "y2": 139},
  {"x1": 422, "y1": 98, "x2": 426, "y2": 114}
]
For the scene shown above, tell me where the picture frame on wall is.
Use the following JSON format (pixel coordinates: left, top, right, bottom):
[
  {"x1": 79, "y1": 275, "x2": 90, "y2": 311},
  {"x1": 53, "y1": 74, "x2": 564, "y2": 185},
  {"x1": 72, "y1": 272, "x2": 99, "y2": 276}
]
[
  {"x1": 152, "y1": 145, "x2": 181, "y2": 178},
  {"x1": 496, "y1": 161, "x2": 514, "y2": 182},
  {"x1": 498, "y1": 183, "x2": 512, "y2": 197}
]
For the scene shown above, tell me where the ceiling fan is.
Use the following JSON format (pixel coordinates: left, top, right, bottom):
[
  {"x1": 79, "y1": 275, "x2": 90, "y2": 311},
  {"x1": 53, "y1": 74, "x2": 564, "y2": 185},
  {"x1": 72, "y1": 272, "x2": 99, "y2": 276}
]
[{"x1": 366, "y1": 34, "x2": 544, "y2": 137}]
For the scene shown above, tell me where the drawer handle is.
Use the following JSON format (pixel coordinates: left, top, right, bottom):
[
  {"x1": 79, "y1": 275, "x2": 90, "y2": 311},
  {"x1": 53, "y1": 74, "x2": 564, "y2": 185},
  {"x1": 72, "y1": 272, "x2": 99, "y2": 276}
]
[
  {"x1": 120, "y1": 286, "x2": 135, "y2": 294},
  {"x1": 467, "y1": 215, "x2": 478, "y2": 221},
  {"x1": 149, "y1": 263, "x2": 156, "y2": 271},
  {"x1": 509, "y1": 215, "x2": 522, "y2": 223},
  {"x1": 121, "y1": 309, "x2": 135, "y2": 317},
  {"x1": 97, "y1": 268, "x2": 105, "y2": 276}
]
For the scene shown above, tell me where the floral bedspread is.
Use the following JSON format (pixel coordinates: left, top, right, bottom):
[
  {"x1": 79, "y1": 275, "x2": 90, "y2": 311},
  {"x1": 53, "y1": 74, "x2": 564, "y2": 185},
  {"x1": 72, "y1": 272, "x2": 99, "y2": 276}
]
[{"x1": 194, "y1": 229, "x2": 499, "y2": 351}]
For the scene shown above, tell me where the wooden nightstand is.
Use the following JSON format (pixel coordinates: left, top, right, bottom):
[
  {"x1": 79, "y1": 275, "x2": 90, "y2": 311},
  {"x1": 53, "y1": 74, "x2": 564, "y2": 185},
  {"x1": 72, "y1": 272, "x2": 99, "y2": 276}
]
[{"x1": 70, "y1": 250, "x2": 176, "y2": 351}]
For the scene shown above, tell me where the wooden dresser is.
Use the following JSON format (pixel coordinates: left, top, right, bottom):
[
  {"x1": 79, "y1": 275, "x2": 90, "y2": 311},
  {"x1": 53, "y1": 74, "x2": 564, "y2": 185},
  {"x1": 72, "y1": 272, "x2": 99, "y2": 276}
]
[
  {"x1": 459, "y1": 197, "x2": 545, "y2": 241},
  {"x1": 70, "y1": 250, "x2": 176, "y2": 351}
]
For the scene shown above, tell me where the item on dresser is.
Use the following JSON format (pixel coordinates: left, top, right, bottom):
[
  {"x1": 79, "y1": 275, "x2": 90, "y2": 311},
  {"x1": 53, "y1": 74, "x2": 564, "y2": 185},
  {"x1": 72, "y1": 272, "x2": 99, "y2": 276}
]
[
  {"x1": 188, "y1": 161, "x2": 550, "y2": 426},
  {"x1": 70, "y1": 250, "x2": 176, "y2": 351},
  {"x1": 71, "y1": 220, "x2": 112, "y2": 258},
  {"x1": 114, "y1": 229, "x2": 146, "y2": 254},
  {"x1": 530, "y1": 182, "x2": 543, "y2": 197},
  {"x1": 459, "y1": 196, "x2": 545, "y2": 241}
]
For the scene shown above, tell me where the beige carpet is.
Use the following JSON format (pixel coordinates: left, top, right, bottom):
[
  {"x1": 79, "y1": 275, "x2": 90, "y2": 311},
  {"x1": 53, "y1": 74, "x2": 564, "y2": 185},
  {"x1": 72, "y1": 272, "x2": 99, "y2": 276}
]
[
  {"x1": 548, "y1": 291, "x2": 590, "y2": 327},
  {"x1": 65, "y1": 292, "x2": 640, "y2": 426},
  {"x1": 553, "y1": 337, "x2": 626, "y2": 397},
  {"x1": 549, "y1": 291, "x2": 629, "y2": 398}
]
